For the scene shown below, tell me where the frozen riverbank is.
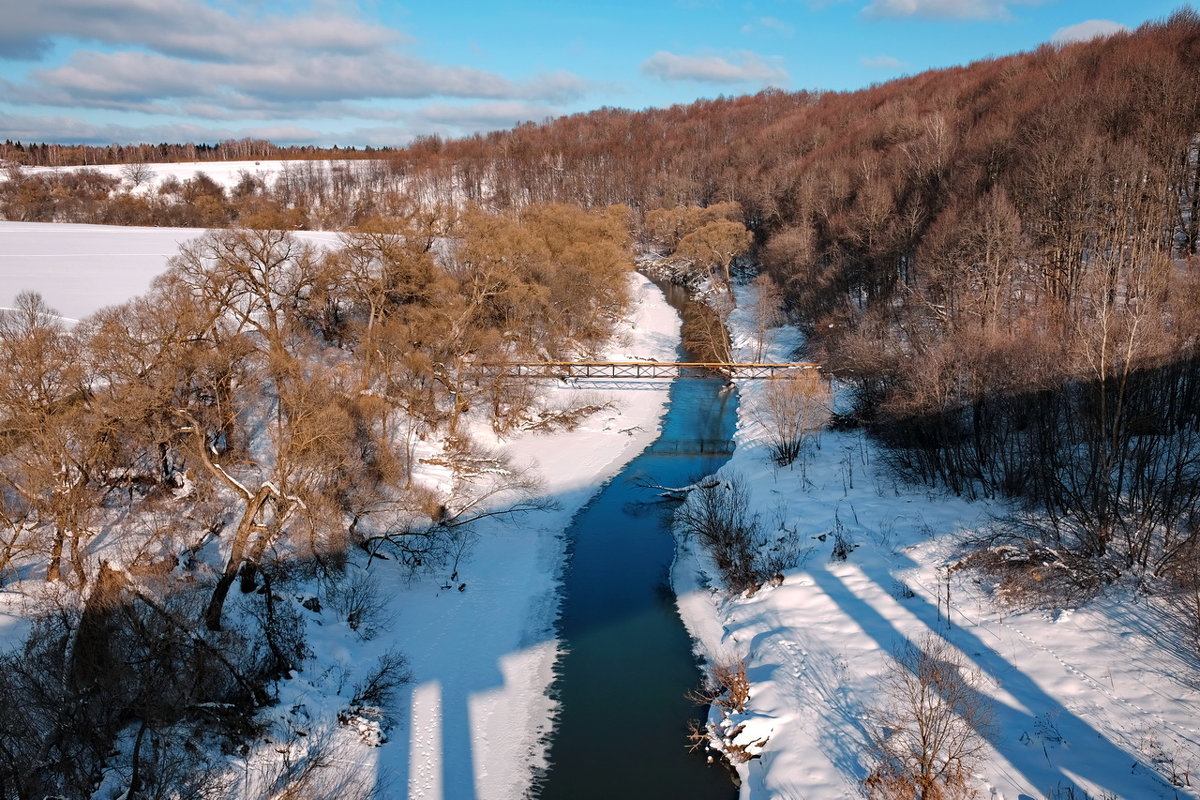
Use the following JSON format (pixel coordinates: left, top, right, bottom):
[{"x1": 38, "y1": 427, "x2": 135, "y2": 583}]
[
  {"x1": 368, "y1": 270, "x2": 683, "y2": 799},
  {"x1": 673, "y1": 283, "x2": 1200, "y2": 800}
]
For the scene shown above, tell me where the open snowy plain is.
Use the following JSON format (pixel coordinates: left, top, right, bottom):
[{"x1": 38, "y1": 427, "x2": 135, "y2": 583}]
[
  {"x1": 0, "y1": 220, "x2": 341, "y2": 321},
  {"x1": 18, "y1": 159, "x2": 351, "y2": 195}
]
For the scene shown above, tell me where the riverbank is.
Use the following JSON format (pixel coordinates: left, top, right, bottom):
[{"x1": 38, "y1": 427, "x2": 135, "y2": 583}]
[
  {"x1": 0, "y1": 225, "x2": 684, "y2": 800},
  {"x1": 535, "y1": 278, "x2": 740, "y2": 799},
  {"x1": 672, "y1": 282, "x2": 1200, "y2": 800},
  {"x1": 345, "y1": 269, "x2": 685, "y2": 798}
]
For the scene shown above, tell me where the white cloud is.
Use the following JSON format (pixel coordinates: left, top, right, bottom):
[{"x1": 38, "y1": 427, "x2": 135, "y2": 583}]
[
  {"x1": 413, "y1": 102, "x2": 559, "y2": 127},
  {"x1": 860, "y1": 54, "x2": 909, "y2": 69},
  {"x1": 0, "y1": 0, "x2": 591, "y2": 128},
  {"x1": 0, "y1": 113, "x2": 319, "y2": 145},
  {"x1": 0, "y1": 111, "x2": 420, "y2": 147},
  {"x1": 862, "y1": 0, "x2": 1031, "y2": 21},
  {"x1": 0, "y1": 0, "x2": 400, "y2": 63},
  {"x1": 1051, "y1": 19, "x2": 1129, "y2": 44},
  {"x1": 0, "y1": 108, "x2": 570, "y2": 148},
  {"x1": 641, "y1": 50, "x2": 788, "y2": 85},
  {"x1": 15, "y1": 48, "x2": 580, "y2": 107}
]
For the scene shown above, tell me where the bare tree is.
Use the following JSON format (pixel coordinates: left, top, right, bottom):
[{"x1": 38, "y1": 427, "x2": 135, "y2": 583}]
[
  {"x1": 680, "y1": 296, "x2": 733, "y2": 365},
  {"x1": 757, "y1": 370, "x2": 833, "y2": 466},
  {"x1": 864, "y1": 634, "x2": 993, "y2": 800},
  {"x1": 120, "y1": 161, "x2": 156, "y2": 189},
  {"x1": 0, "y1": 292, "x2": 97, "y2": 584},
  {"x1": 673, "y1": 219, "x2": 754, "y2": 293},
  {"x1": 751, "y1": 272, "x2": 784, "y2": 361},
  {"x1": 164, "y1": 230, "x2": 363, "y2": 629}
]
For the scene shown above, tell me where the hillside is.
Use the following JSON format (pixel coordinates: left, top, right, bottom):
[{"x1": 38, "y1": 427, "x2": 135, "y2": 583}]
[{"x1": 389, "y1": 10, "x2": 1200, "y2": 589}]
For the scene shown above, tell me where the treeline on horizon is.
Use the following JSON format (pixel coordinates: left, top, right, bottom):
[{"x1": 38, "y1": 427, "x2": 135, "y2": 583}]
[{"x1": 0, "y1": 137, "x2": 394, "y2": 167}]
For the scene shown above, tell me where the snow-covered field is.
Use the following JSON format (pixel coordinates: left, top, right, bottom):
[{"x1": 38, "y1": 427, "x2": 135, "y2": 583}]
[
  {"x1": 14, "y1": 159, "x2": 365, "y2": 194},
  {"x1": 674, "y1": 284, "x2": 1200, "y2": 799},
  {"x1": 0, "y1": 221, "x2": 680, "y2": 799},
  {"x1": 0, "y1": 220, "x2": 341, "y2": 321}
]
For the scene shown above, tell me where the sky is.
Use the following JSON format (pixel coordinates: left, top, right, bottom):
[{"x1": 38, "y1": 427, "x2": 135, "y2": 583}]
[{"x1": 0, "y1": 0, "x2": 1189, "y2": 148}]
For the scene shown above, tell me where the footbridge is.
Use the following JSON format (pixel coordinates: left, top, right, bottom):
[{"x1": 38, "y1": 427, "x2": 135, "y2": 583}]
[{"x1": 469, "y1": 360, "x2": 820, "y2": 380}]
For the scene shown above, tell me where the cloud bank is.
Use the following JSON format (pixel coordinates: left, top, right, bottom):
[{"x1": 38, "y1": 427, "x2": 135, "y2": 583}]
[
  {"x1": 861, "y1": 55, "x2": 910, "y2": 69},
  {"x1": 1051, "y1": 19, "x2": 1130, "y2": 44},
  {"x1": 862, "y1": 0, "x2": 1032, "y2": 21},
  {"x1": 641, "y1": 50, "x2": 788, "y2": 85},
  {"x1": 0, "y1": 0, "x2": 589, "y2": 143}
]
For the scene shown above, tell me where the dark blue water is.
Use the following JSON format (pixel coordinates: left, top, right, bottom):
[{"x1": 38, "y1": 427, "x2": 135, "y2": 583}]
[{"x1": 535, "y1": 284, "x2": 740, "y2": 799}]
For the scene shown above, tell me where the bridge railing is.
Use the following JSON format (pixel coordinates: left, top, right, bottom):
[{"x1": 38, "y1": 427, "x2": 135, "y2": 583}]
[{"x1": 467, "y1": 361, "x2": 820, "y2": 380}]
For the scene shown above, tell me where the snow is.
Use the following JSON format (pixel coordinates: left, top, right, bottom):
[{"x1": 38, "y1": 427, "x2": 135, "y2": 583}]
[
  {"x1": 15, "y1": 159, "x2": 357, "y2": 194},
  {"x1": 357, "y1": 272, "x2": 681, "y2": 798},
  {"x1": 0, "y1": 220, "x2": 341, "y2": 321},
  {"x1": 673, "y1": 282, "x2": 1200, "y2": 799},
  {"x1": 0, "y1": 596, "x2": 29, "y2": 654},
  {"x1": 0, "y1": 219, "x2": 681, "y2": 799}
]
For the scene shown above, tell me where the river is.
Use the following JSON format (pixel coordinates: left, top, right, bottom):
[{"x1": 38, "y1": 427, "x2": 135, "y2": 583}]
[{"x1": 534, "y1": 281, "x2": 740, "y2": 799}]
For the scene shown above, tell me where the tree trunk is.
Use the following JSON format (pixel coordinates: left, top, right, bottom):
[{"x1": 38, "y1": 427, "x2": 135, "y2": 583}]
[
  {"x1": 203, "y1": 486, "x2": 273, "y2": 631},
  {"x1": 128, "y1": 721, "x2": 148, "y2": 797},
  {"x1": 47, "y1": 527, "x2": 64, "y2": 582}
]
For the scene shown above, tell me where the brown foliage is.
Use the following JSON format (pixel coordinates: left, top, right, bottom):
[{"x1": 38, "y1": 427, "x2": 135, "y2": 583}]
[{"x1": 758, "y1": 370, "x2": 833, "y2": 466}]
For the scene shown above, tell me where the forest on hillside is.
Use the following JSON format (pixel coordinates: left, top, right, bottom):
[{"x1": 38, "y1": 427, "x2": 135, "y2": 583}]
[{"x1": 392, "y1": 10, "x2": 1200, "y2": 596}]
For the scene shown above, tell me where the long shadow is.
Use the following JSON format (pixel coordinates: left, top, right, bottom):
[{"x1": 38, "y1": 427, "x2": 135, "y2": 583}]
[
  {"x1": 364, "y1": 376, "x2": 740, "y2": 798},
  {"x1": 553, "y1": 378, "x2": 674, "y2": 392},
  {"x1": 809, "y1": 558, "x2": 1183, "y2": 798}
]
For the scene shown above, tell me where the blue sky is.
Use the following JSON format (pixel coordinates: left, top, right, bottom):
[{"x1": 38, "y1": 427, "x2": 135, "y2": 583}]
[{"x1": 0, "y1": 0, "x2": 1188, "y2": 147}]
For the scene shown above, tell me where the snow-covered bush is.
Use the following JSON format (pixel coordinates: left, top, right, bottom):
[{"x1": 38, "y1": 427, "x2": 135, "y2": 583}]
[{"x1": 688, "y1": 658, "x2": 764, "y2": 764}]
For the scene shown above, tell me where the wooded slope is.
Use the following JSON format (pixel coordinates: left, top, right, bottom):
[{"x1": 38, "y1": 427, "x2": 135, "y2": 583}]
[{"x1": 390, "y1": 10, "x2": 1200, "y2": 581}]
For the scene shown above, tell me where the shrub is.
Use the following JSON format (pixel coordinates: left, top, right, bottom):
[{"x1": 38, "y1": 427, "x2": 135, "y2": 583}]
[
  {"x1": 758, "y1": 371, "x2": 832, "y2": 466},
  {"x1": 864, "y1": 635, "x2": 993, "y2": 800},
  {"x1": 676, "y1": 475, "x2": 799, "y2": 594}
]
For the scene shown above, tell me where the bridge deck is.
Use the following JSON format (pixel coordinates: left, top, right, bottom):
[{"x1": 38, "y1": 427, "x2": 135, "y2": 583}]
[{"x1": 469, "y1": 361, "x2": 820, "y2": 380}]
